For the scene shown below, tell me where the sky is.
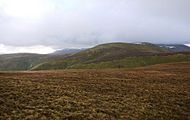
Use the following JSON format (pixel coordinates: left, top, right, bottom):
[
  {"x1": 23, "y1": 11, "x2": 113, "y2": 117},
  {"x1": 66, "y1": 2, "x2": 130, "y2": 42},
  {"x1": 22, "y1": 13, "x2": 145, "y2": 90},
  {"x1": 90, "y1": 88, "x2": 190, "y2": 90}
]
[{"x1": 0, "y1": 0, "x2": 190, "y2": 54}]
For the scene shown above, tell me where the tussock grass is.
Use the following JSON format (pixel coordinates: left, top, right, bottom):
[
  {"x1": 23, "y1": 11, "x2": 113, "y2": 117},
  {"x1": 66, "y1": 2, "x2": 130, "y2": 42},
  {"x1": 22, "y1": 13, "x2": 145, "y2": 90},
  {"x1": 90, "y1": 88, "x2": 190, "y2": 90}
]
[{"x1": 0, "y1": 62, "x2": 190, "y2": 119}]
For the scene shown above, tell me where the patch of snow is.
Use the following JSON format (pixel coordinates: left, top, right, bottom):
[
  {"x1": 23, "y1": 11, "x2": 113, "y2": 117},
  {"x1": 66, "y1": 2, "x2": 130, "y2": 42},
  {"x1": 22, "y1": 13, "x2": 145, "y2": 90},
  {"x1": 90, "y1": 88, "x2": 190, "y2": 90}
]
[
  {"x1": 166, "y1": 46, "x2": 176, "y2": 49},
  {"x1": 184, "y1": 44, "x2": 190, "y2": 47},
  {"x1": 134, "y1": 42, "x2": 142, "y2": 44}
]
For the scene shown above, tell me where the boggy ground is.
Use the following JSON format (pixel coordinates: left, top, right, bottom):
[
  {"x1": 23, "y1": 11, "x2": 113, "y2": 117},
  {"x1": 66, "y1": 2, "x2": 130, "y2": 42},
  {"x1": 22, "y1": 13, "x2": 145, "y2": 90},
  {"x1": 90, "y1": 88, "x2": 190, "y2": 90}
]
[{"x1": 0, "y1": 62, "x2": 190, "y2": 120}]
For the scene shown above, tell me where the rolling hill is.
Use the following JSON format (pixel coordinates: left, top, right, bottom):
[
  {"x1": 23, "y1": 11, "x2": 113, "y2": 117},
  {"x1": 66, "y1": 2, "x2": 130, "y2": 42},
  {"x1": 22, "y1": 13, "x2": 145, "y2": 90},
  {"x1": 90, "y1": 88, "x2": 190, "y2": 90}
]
[
  {"x1": 68, "y1": 42, "x2": 170, "y2": 63},
  {"x1": 31, "y1": 42, "x2": 170, "y2": 70},
  {"x1": 0, "y1": 53, "x2": 43, "y2": 71},
  {"x1": 52, "y1": 48, "x2": 85, "y2": 55},
  {"x1": 0, "y1": 42, "x2": 190, "y2": 71},
  {"x1": 0, "y1": 53, "x2": 68, "y2": 71},
  {"x1": 31, "y1": 42, "x2": 190, "y2": 70}
]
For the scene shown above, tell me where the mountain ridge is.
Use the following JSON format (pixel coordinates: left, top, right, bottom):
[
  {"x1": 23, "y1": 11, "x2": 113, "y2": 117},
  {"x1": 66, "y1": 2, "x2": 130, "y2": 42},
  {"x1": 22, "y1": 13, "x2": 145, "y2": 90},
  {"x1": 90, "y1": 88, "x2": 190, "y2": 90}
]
[{"x1": 0, "y1": 42, "x2": 190, "y2": 71}]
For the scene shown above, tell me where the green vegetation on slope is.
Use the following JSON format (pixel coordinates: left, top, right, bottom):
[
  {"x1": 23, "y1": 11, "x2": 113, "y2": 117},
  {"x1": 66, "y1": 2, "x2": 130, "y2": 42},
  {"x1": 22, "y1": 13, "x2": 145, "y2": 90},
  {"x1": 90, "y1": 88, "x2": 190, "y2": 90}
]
[
  {"x1": 69, "y1": 54, "x2": 190, "y2": 69},
  {"x1": 31, "y1": 42, "x2": 173, "y2": 70},
  {"x1": 1, "y1": 42, "x2": 189, "y2": 71},
  {"x1": 69, "y1": 42, "x2": 170, "y2": 63},
  {"x1": 31, "y1": 59, "x2": 77, "y2": 70},
  {"x1": 32, "y1": 54, "x2": 190, "y2": 70},
  {"x1": 0, "y1": 53, "x2": 69, "y2": 71},
  {"x1": 0, "y1": 54, "x2": 43, "y2": 71}
]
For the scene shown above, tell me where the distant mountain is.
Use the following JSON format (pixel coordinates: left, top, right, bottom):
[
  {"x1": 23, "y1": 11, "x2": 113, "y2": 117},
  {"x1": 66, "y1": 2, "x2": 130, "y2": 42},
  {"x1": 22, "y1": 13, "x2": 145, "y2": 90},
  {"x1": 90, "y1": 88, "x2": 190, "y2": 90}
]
[
  {"x1": 0, "y1": 53, "x2": 43, "y2": 71},
  {"x1": 0, "y1": 42, "x2": 190, "y2": 71},
  {"x1": 52, "y1": 48, "x2": 85, "y2": 55},
  {"x1": 159, "y1": 44, "x2": 190, "y2": 52},
  {"x1": 0, "y1": 53, "x2": 68, "y2": 71}
]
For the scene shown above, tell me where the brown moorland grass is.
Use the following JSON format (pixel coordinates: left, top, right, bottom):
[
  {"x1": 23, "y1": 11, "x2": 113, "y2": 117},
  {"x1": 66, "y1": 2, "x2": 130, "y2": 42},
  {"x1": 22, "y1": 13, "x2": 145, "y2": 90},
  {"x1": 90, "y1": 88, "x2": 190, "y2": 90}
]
[{"x1": 0, "y1": 62, "x2": 190, "y2": 119}]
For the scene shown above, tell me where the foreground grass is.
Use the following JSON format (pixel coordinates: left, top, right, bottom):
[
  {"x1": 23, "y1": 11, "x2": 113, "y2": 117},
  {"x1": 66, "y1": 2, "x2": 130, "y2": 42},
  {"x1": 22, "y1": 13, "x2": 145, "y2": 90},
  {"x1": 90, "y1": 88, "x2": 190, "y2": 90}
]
[{"x1": 0, "y1": 62, "x2": 190, "y2": 119}]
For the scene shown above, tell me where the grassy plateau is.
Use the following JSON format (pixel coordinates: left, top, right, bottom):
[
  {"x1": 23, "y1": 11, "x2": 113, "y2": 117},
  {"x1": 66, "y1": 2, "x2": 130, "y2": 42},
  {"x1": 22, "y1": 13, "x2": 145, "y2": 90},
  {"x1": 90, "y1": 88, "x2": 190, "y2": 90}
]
[{"x1": 0, "y1": 62, "x2": 190, "y2": 119}]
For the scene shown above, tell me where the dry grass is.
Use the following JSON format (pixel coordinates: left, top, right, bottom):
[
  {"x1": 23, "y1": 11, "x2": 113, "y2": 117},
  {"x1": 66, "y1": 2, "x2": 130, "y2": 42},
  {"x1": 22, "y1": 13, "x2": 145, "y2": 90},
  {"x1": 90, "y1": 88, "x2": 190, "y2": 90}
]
[{"x1": 0, "y1": 62, "x2": 190, "y2": 119}]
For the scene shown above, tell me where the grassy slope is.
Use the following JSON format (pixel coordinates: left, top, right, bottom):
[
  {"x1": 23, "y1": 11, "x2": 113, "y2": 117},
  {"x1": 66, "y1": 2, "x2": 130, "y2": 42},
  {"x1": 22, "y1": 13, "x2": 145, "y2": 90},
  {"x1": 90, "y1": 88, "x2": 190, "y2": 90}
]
[
  {"x1": 32, "y1": 42, "x2": 173, "y2": 70},
  {"x1": 69, "y1": 54, "x2": 190, "y2": 69},
  {"x1": 0, "y1": 53, "x2": 69, "y2": 71},
  {"x1": 0, "y1": 54, "x2": 43, "y2": 71},
  {"x1": 1, "y1": 42, "x2": 190, "y2": 71},
  {"x1": 69, "y1": 42, "x2": 169, "y2": 63}
]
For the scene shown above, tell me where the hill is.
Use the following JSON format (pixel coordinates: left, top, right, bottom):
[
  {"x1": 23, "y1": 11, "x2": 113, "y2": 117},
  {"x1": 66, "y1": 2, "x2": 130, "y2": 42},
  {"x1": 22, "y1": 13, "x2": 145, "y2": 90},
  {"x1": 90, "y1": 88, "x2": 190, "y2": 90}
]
[
  {"x1": 159, "y1": 44, "x2": 190, "y2": 52},
  {"x1": 0, "y1": 42, "x2": 190, "y2": 71},
  {"x1": 32, "y1": 42, "x2": 187, "y2": 70},
  {"x1": 52, "y1": 48, "x2": 85, "y2": 55},
  {"x1": 0, "y1": 53, "x2": 68, "y2": 71},
  {"x1": 0, "y1": 53, "x2": 43, "y2": 71},
  {"x1": 69, "y1": 42, "x2": 170, "y2": 63}
]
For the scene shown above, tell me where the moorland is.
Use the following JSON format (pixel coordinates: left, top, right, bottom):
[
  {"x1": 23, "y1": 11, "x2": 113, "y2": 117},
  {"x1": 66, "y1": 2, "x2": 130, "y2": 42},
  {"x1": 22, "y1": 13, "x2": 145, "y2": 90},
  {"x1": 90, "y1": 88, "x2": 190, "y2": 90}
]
[
  {"x1": 0, "y1": 62, "x2": 190, "y2": 119},
  {"x1": 0, "y1": 42, "x2": 190, "y2": 119}
]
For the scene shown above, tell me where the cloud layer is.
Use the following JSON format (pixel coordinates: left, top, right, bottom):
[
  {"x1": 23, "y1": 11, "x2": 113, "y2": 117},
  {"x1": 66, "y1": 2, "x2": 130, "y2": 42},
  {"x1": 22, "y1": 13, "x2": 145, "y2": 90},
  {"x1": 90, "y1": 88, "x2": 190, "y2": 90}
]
[
  {"x1": 0, "y1": 44, "x2": 55, "y2": 54},
  {"x1": 0, "y1": 0, "x2": 190, "y2": 52}
]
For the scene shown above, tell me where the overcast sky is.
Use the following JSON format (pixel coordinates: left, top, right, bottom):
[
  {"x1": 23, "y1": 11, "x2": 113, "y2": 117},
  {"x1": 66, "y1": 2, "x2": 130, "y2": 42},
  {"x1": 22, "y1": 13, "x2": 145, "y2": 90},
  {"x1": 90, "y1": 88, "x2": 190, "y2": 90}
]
[{"x1": 0, "y1": 0, "x2": 190, "y2": 54}]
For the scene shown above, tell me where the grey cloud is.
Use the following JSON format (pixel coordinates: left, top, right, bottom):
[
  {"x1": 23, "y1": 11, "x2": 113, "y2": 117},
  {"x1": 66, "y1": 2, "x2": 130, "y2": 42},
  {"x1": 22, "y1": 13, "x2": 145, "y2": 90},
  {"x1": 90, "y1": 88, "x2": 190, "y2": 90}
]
[{"x1": 0, "y1": 0, "x2": 190, "y2": 49}]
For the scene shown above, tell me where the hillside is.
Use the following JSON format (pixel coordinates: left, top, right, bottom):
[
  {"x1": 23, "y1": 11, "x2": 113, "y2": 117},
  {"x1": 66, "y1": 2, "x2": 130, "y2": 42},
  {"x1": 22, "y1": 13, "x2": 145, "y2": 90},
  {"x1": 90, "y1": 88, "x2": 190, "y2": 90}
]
[
  {"x1": 31, "y1": 42, "x2": 181, "y2": 70},
  {"x1": 69, "y1": 42, "x2": 169, "y2": 63},
  {"x1": 52, "y1": 48, "x2": 85, "y2": 55},
  {"x1": 0, "y1": 53, "x2": 68, "y2": 71},
  {"x1": 0, "y1": 53, "x2": 43, "y2": 71},
  {"x1": 32, "y1": 54, "x2": 190, "y2": 70},
  {"x1": 0, "y1": 42, "x2": 190, "y2": 71}
]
